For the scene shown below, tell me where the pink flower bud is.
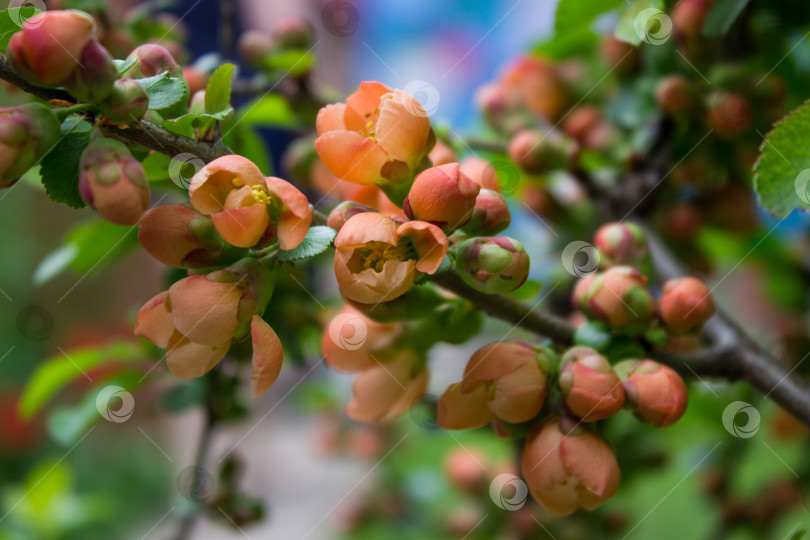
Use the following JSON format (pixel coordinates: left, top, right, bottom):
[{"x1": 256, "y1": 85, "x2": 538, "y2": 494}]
[
  {"x1": 126, "y1": 43, "x2": 183, "y2": 79},
  {"x1": 521, "y1": 420, "x2": 620, "y2": 515},
  {"x1": 404, "y1": 163, "x2": 480, "y2": 231},
  {"x1": 659, "y1": 276, "x2": 715, "y2": 333},
  {"x1": 182, "y1": 67, "x2": 208, "y2": 98},
  {"x1": 507, "y1": 129, "x2": 568, "y2": 173},
  {"x1": 138, "y1": 204, "x2": 237, "y2": 268},
  {"x1": 326, "y1": 200, "x2": 376, "y2": 231},
  {"x1": 615, "y1": 360, "x2": 688, "y2": 427},
  {"x1": 459, "y1": 157, "x2": 501, "y2": 191},
  {"x1": 7, "y1": 10, "x2": 96, "y2": 87},
  {"x1": 238, "y1": 30, "x2": 273, "y2": 68},
  {"x1": 346, "y1": 352, "x2": 427, "y2": 422},
  {"x1": 103, "y1": 78, "x2": 148, "y2": 124},
  {"x1": 656, "y1": 75, "x2": 694, "y2": 116},
  {"x1": 438, "y1": 341, "x2": 549, "y2": 428},
  {"x1": 707, "y1": 91, "x2": 752, "y2": 138},
  {"x1": 78, "y1": 138, "x2": 150, "y2": 225},
  {"x1": 593, "y1": 222, "x2": 647, "y2": 267},
  {"x1": 559, "y1": 346, "x2": 624, "y2": 421},
  {"x1": 455, "y1": 236, "x2": 529, "y2": 294},
  {"x1": 0, "y1": 103, "x2": 60, "y2": 188},
  {"x1": 461, "y1": 189, "x2": 511, "y2": 236},
  {"x1": 672, "y1": 0, "x2": 714, "y2": 57},
  {"x1": 271, "y1": 16, "x2": 314, "y2": 49},
  {"x1": 62, "y1": 40, "x2": 117, "y2": 104},
  {"x1": 574, "y1": 266, "x2": 655, "y2": 334}
]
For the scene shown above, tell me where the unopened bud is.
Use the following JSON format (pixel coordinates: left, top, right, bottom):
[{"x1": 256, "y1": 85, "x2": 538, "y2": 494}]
[
  {"x1": 126, "y1": 43, "x2": 183, "y2": 79},
  {"x1": 78, "y1": 138, "x2": 150, "y2": 225},
  {"x1": 707, "y1": 91, "x2": 752, "y2": 138},
  {"x1": 655, "y1": 74, "x2": 694, "y2": 117},
  {"x1": 404, "y1": 163, "x2": 480, "y2": 231},
  {"x1": 238, "y1": 30, "x2": 273, "y2": 69},
  {"x1": 659, "y1": 276, "x2": 714, "y2": 333},
  {"x1": 574, "y1": 266, "x2": 655, "y2": 334},
  {"x1": 272, "y1": 16, "x2": 314, "y2": 49},
  {"x1": 63, "y1": 40, "x2": 117, "y2": 104},
  {"x1": 507, "y1": 129, "x2": 569, "y2": 174},
  {"x1": 615, "y1": 359, "x2": 688, "y2": 427},
  {"x1": 327, "y1": 201, "x2": 377, "y2": 231},
  {"x1": 559, "y1": 346, "x2": 624, "y2": 421},
  {"x1": 103, "y1": 78, "x2": 148, "y2": 124},
  {"x1": 455, "y1": 236, "x2": 529, "y2": 294},
  {"x1": 0, "y1": 103, "x2": 60, "y2": 188},
  {"x1": 461, "y1": 189, "x2": 511, "y2": 236},
  {"x1": 593, "y1": 222, "x2": 647, "y2": 267}
]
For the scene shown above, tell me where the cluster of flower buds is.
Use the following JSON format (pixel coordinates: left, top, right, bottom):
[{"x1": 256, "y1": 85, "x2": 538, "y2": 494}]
[
  {"x1": 78, "y1": 138, "x2": 150, "y2": 225},
  {"x1": 571, "y1": 222, "x2": 714, "y2": 336},
  {"x1": 0, "y1": 103, "x2": 60, "y2": 188},
  {"x1": 135, "y1": 258, "x2": 283, "y2": 397}
]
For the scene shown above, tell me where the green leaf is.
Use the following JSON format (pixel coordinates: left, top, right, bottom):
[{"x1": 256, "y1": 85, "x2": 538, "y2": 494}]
[
  {"x1": 508, "y1": 279, "x2": 542, "y2": 300},
  {"x1": 32, "y1": 219, "x2": 139, "y2": 285},
  {"x1": 264, "y1": 49, "x2": 316, "y2": 77},
  {"x1": 113, "y1": 57, "x2": 137, "y2": 76},
  {"x1": 278, "y1": 226, "x2": 337, "y2": 262},
  {"x1": 615, "y1": 0, "x2": 666, "y2": 46},
  {"x1": 0, "y1": 7, "x2": 40, "y2": 50},
  {"x1": 239, "y1": 94, "x2": 300, "y2": 128},
  {"x1": 703, "y1": 0, "x2": 750, "y2": 37},
  {"x1": 19, "y1": 341, "x2": 143, "y2": 418},
  {"x1": 205, "y1": 63, "x2": 235, "y2": 118},
  {"x1": 40, "y1": 117, "x2": 93, "y2": 209},
  {"x1": 136, "y1": 72, "x2": 189, "y2": 111},
  {"x1": 574, "y1": 320, "x2": 612, "y2": 351},
  {"x1": 141, "y1": 151, "x2": 172, "y2": 182},
  {"x1": 753, "y1": 100, "x2": 810, "y2": 217},
  {"x1": 554, "y1": 0, "x2": 623, "y2": 35}
]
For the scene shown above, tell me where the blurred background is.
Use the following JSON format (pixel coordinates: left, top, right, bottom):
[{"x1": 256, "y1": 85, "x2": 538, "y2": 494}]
[{"x1": 2, "y1": 0, "x2": 810, "y2": 539}]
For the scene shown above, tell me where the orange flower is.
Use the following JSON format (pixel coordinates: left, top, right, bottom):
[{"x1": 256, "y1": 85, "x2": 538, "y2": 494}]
[
  {"x1": 321, "y1": 305, "x2": 401, "y2": 373},
  {"x1": 346, "y1": 351, "x2": 427, "y2": 422},
  {"x1": 334, "y1": 212, "x2": 448, "y2": 304},
  {"x1": 314, "y1": 82, "x2": 434, "y2": 188},
  {"x1": 134, "y1": 259, "x2": 283, "y2": 397},
  {"x1": 438, "y1": 342, "x2": 549, "y2": 429},
  {"x1": 404, "y1": 163, "x2": 480, "y2": 231},
  {"x1": 189, "y1": 155, "x2": 311, "y2": 249},
  {"x1": 521, "y1": 420, "x2": 620, "y2": 515},
  {"x1": 616, "y1": 359, "x2": 688, "y2": 427}
]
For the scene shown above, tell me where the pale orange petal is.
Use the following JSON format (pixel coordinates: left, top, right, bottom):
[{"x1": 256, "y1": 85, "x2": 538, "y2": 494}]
[
  {"x1": 168, "y1": 275, "x2": 243, "y2": 346},
  {"x1": 189, "y1": 155, "x2": 265, "y2": 214},
  {"x1": 334, "y1": 211, "x2": 398, "y2": 248},
  {"x1": 134, "y1": 291, "x2": 174, "y2": 348},
  {"x1": 266, "y1": 177, "x2": 312, "y2": 250},
  {"x1": 345, "y1": 81, "x2": 392, "y2": 119},
  {"x1": 334, "y1": 249, "x2": 415, "y2": 304},
  {"x1": 437, "y1": 382, "x2": 495, "y2": 430},
  {"x1": 315, "y1": 103, "x2": 348, "y2": 135},
  {"x1": 314, "y1": 131, "x2": 390, "y2": 185},
  {"x1": 211, "y1": 205, "x2": 270, "y2": 248},
  {"x1": 396, "y1": 221, "x2": 448, "y2": 274},
  {"x1": 375, "y1": 91, "x2": 432, "y2": 165},
  {"x1": 250, "y1": 316, "x2": 284, "y2": 398},
  {"x1": 166, "y1": 331, "x2": 229, "y2": 380}
]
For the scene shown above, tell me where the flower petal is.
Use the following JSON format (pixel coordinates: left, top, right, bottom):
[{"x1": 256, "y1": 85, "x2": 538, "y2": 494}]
[
  {"x1": 437, "y1": 382, "x2": 495, "y2": 430},
  {"x1": 346, "y1": 352, "x2": 421, "y2": 422},
  {"x1": 375, "y1": 90, "x2": 432, "y2": 165},
  {"x1": 334, "y1": 211, "x2": 398, "y2": 248},
  {"x1": 266, "y1": 177, "x2": 312, "y2": 250},
  {"x1": 397, "y1": 220, "x2": 448, "y2": 274},
  {"x1": 335, "y1": 249, "x2": 415, "y2": 304},
  {"x1": 134, "y1": 291, "x2": 174, "y2": 348},
  {"x1": 168, "y1": 275, "x2": 244, "y2": 346},
  {"x1": 166, "y1": 331, "x2": 229, "y2": 380},
  {"x1": 211, "y1": 205, "x2": 270, "y2": 248},
  {"x1": 250, "y1": 316, "x2": 284, "y2": 398},
  {"x1": 189, "y1": 155, "x2": 264, "y2": 215},
  {"x1": 315, "y1": 103, "x2": 347, "y2": 135},
  {"x1": 314, "y1": 131, "x2": 390, "y2": 185},
  {"x1": 345, "y1": 81, "x2": 392, "y2": 120}
]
